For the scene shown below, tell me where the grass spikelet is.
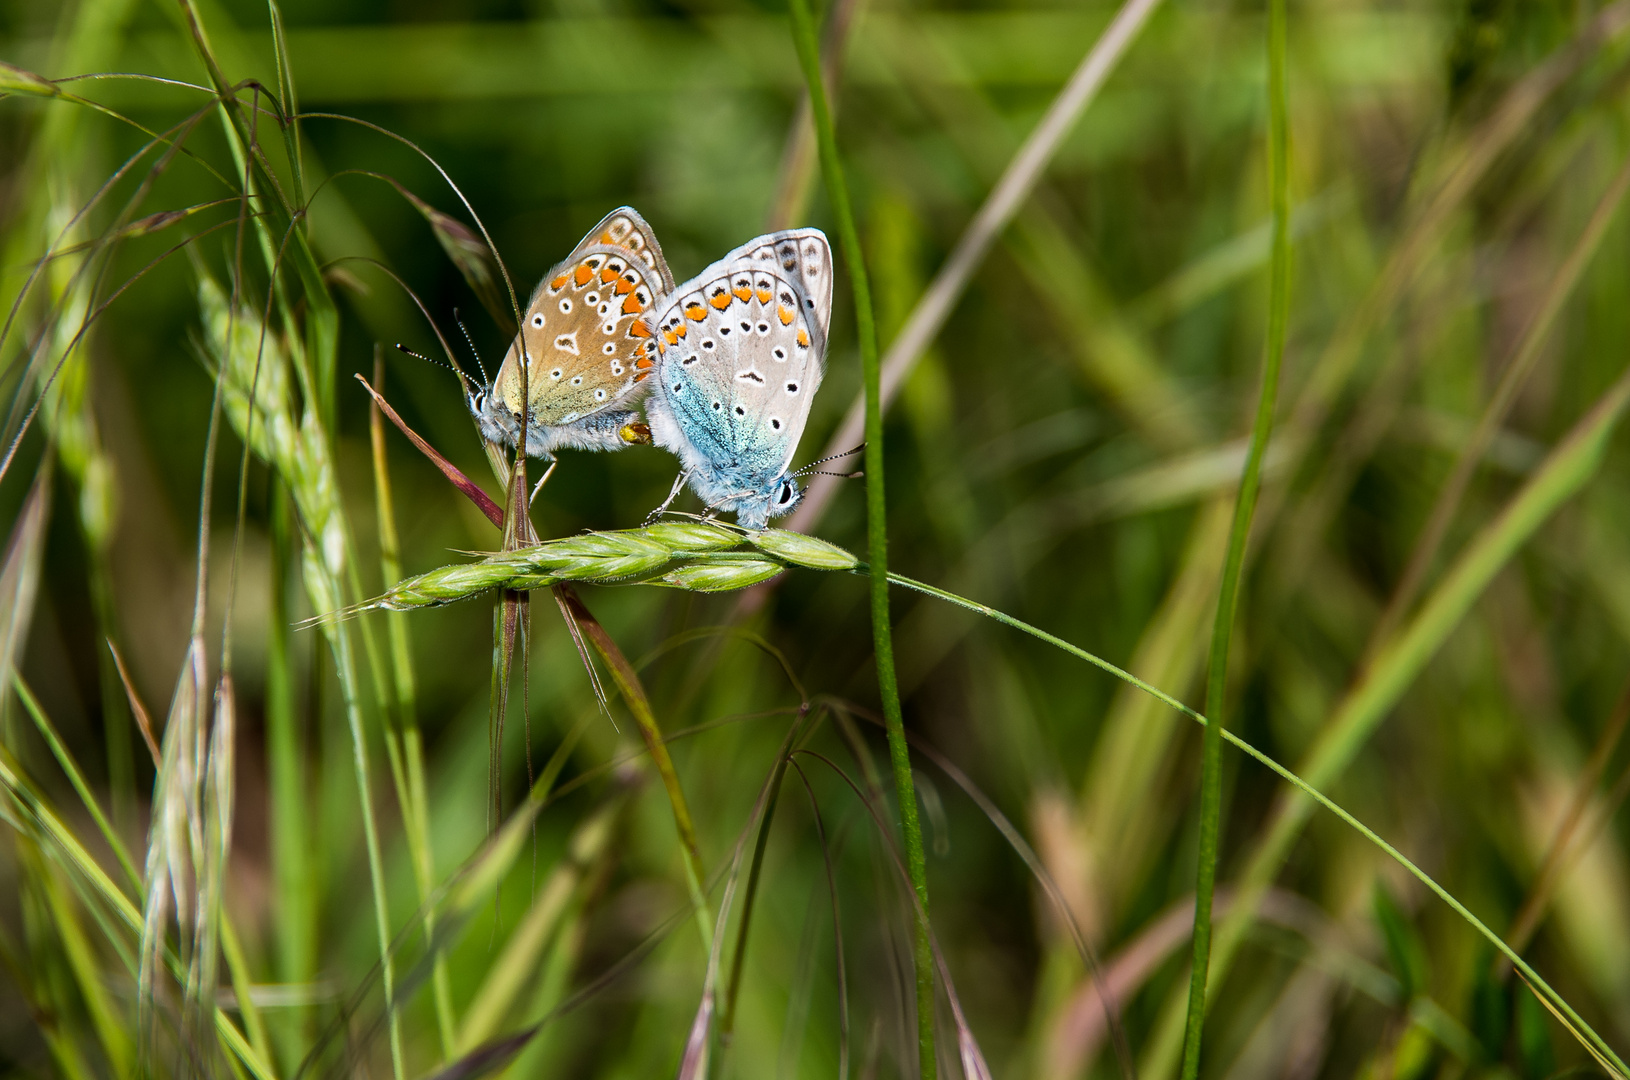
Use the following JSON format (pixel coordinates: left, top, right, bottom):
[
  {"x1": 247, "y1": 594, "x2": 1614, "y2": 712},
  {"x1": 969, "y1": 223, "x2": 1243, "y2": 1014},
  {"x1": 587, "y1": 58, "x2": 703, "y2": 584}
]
[
  {"x1": 659, "y1": 559, "x2": 786, "y2": 592},
  {"x1": 641, "y1": 520, "x2": 744, "y2": 551},
  {"x1": 0, "y1": 61, "x2": 63, "y2": 98},
  {"x1": 747, "y1": 528, "x2": 860, "y2": 570},
  {"x1": 389, "y1": 180, "x2": 510, "y2": 331}
]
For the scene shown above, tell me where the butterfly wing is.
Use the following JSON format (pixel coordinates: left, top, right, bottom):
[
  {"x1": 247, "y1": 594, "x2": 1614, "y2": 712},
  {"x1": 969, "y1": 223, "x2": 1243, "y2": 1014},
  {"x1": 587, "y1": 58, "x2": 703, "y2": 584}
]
[
  {"x1": 584, "y1": 205, "x2": 675, "y2": 294},
  {"x1": 492, "y1": 208, "x2": 670, "y2": 429},
  {"x1": 648, "y1": 229, "x2": 833, "y2": 506},
  {"x1": 733, "y1": 230, "x2": 833, "y2": 477}
]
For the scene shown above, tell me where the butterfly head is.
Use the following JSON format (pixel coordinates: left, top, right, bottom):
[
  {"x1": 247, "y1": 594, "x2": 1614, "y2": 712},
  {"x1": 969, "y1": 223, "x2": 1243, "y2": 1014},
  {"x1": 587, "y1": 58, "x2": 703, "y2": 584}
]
[
  {"x1": 727, "y1": 475, "x2": 801, "y2": 530},
  {"x1": 466, "y1": 379, "x2": 522, "y2": 451}
]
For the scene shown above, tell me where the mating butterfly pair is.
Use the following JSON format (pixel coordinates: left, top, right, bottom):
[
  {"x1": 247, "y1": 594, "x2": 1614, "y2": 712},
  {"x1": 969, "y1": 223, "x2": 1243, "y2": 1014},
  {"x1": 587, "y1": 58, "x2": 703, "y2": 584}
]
[{"x1": 467, "y1": 208, "x2": 832, "y2": 530}]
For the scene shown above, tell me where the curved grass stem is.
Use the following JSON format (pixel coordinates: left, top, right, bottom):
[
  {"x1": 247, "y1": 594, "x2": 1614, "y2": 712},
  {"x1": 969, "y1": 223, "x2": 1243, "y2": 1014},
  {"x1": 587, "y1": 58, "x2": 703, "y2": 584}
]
[{"x1": 879, "y1": 569, "x2": 1629, "y2": 1075}]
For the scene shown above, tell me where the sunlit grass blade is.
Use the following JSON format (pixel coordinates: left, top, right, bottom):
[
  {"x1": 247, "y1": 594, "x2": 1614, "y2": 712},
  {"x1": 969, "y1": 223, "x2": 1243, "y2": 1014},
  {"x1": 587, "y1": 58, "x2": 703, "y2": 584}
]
[
  {"x1": 456, "y1": 801, "x2": 619, "y2": 1051},
  {"x1": 1142, "y1": 360, "x2": 1630, "y2": 1075},
  {"x1": 880, "y1": 564, "x2": 1629, "y2": 1072},
  {"x1": 1267, "y1": 0, "x2": 1630, "y2": 499},
  {"x1": 1501, "y1": 679, "x2": 1630, "y2": 968},
  {"x1": 789, "y1": 0, "x2": 1165, "y2": 532},
  {"x1": 0, "y1": 467, "x2": 48, "y2": 747},
  {"x1": 13, "y1": 675, "x2": 138, "y2": 892},
  {"x1": 1368, "y1": 149, "x2": 1630, "y2": 656},
  {"x1": 369, "y1": 360, "x2": 458, "y2": 1059},
  {"x1": 553, "y1": 583, "x2": 713, "y2": 950}
]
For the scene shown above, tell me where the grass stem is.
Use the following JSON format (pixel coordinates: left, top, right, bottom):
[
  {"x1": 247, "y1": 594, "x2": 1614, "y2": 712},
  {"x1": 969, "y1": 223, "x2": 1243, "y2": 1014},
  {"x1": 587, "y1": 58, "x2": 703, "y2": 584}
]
[
  {"x1": 879, "y1": 569, "x2": 1629, "y2": 1075},
  {"x1": 1179, "y1": 0, "x2": 1290, "y2": 1072},
  {"x1": 786, "y1": 0, "x2": 935, "y2": 1074}
]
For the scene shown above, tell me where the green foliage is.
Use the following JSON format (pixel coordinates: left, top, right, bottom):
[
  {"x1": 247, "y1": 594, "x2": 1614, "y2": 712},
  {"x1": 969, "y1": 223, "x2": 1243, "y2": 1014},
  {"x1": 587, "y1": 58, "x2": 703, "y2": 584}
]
[{"x1": 5, "y1": 0, "x2": 1630, "y2": 1077}]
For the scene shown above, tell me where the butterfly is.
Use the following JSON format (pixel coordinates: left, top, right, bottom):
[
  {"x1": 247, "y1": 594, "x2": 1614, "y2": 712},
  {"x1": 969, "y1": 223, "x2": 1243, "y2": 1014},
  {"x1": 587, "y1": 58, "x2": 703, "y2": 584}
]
[
  {"x1": 469, "y1": 207, "x2": 675, "y2": 457},
  {"x1": 643, "y1": 228, "x2": 834, "y2": 529}
]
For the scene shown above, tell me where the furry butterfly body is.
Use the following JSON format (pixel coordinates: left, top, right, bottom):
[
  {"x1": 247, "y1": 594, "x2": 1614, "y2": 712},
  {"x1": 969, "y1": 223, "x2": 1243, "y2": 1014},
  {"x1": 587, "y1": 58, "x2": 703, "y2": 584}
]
[
  {"x1": 644, "y1": 228, "x2": 833, "y2": 529},
  {"x1": 470, "y1": 207, "x2": 675, "y2": 457}
]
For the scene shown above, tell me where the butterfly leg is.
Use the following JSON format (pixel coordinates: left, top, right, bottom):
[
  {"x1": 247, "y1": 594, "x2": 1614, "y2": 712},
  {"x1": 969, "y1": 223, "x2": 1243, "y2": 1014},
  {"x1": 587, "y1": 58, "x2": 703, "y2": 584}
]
[
  {"x1": 529, "y1": 459, "x2": 559, "y2": 506},
  {"x1": 644, "y1": 469, "x2": 690, "y2": 524}
]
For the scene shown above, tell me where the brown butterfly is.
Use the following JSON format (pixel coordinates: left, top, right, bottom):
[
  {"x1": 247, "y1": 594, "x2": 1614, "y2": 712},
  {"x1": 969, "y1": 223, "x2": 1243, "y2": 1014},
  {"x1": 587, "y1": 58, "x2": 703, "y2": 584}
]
[{"x1": 469, "y1": 207, "x2": 675, "y2": 456}]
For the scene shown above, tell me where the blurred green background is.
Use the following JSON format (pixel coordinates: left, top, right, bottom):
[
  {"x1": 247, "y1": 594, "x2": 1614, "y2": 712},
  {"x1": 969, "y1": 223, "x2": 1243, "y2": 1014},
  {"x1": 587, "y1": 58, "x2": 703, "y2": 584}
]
[{"x1": 5, "y1": 0, "x2": 1630, "y2": 1076}]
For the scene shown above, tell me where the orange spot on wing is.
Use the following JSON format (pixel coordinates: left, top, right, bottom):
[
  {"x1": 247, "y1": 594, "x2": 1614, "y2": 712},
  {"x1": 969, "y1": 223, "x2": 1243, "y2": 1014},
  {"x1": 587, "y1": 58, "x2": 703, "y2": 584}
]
[
  {"x1": 629, "y1": 320, "x2": 652, "y2": 338},
  {"x1": 664, "y1": 329, "x2": 679, "y2": 345},
  {"x1": 615, "y1": 277, "x2": 635, "y2": 295},
  {"x1": 778, "y1": 305, "x2": 795, "y2": 326},
  {"x1": 550, "y1": 273, "x2": 569, "y2": 290},
  {"x1": 710, "y1": 292, "x2": 732, "y2": 310},
  {"x1": 733, "y1": 284, "x2": 753, "y2": 302},
  {"x1": 676, "y1": 323, "x2": 688, "y2": 338},
  {"x1": 634, "y1": 371, "x2": 649, "y2": 382},
  {"x1": 685, "y1": 304, "x2": 707, "y2": 321},
  {"x1": 622, "y1": 293, "x2": 644, "y2": 315},
  {"x1": 797, "y1": 329, "x2": 810, "y2": 348},
  {"x1": 757, "y1": 286, "x2": 773, "y2": 303},
  {"x1": 635, "y1": 357, "x2": 654, "y2": 370},
  {"x1": 600, "y1": 266, "x2": 619, "y2": 283},
  {"x1": 574, "y1": 263, "x2": 594, "y2": 286}
]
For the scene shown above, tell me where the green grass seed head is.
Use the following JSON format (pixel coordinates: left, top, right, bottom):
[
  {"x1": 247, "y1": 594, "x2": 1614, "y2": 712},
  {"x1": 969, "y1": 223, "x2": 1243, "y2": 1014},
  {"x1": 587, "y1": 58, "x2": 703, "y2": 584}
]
[
  {"x1": 659, "y1": 560, "x2": 785, "y2": 592},
  {"x1": 747, "y1": 528, "x2": 858, "y2": 570}
]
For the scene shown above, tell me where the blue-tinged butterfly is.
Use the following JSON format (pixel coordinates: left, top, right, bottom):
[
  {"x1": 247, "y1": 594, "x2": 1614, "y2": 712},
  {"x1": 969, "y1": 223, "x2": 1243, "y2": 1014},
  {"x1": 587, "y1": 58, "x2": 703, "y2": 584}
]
[
  {"x1": 643, "y1": 228, "x2": 834, "y2": 529},
  {"x1": 469, "y1": 207, "x2": 675, "y2": 457}
]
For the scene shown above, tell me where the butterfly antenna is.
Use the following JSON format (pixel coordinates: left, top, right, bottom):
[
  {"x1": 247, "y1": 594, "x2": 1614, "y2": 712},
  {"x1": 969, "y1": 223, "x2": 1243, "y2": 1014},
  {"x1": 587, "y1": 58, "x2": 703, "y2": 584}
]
[
  {"x1": 454, "y1": 307, "x2": 492, "y2": 388},
  {"x1": 793, "y1": 442, "x2": 866, "y2": 478},
  {"x1": 394, "y1": 342, "x2": 461, "y2": 377},
  {"x1": 808, "y1": 469, "x2": 864, "y2": 479}
]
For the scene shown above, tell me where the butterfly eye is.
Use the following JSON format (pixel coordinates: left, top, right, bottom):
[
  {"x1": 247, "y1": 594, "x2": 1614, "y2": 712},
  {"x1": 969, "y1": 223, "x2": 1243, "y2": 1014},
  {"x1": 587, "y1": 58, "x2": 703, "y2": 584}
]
[
  {"x1": 777, "y1": 482, "x2": 794, "y2": 505},
  {"x1": 531, "y1": 314, "x2": 545, "y2": 328}
]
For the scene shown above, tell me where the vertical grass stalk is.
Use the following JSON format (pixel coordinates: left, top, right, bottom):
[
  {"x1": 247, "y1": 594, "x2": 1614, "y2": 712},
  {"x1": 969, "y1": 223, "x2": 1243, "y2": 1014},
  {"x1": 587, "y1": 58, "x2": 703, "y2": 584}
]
[
  {"x1": 265, "y1": 482, "x2": 315, "y2": 1068},
  {"x1": 786, "y1": 0, "x2": 935, "y2": 1075},
  {"x1": 1179, "y1": 0, "x2": 1290, "y2": 1073},
  {"x1": 369, "y1": 355, "x2": 456, "y2": 1057}
]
